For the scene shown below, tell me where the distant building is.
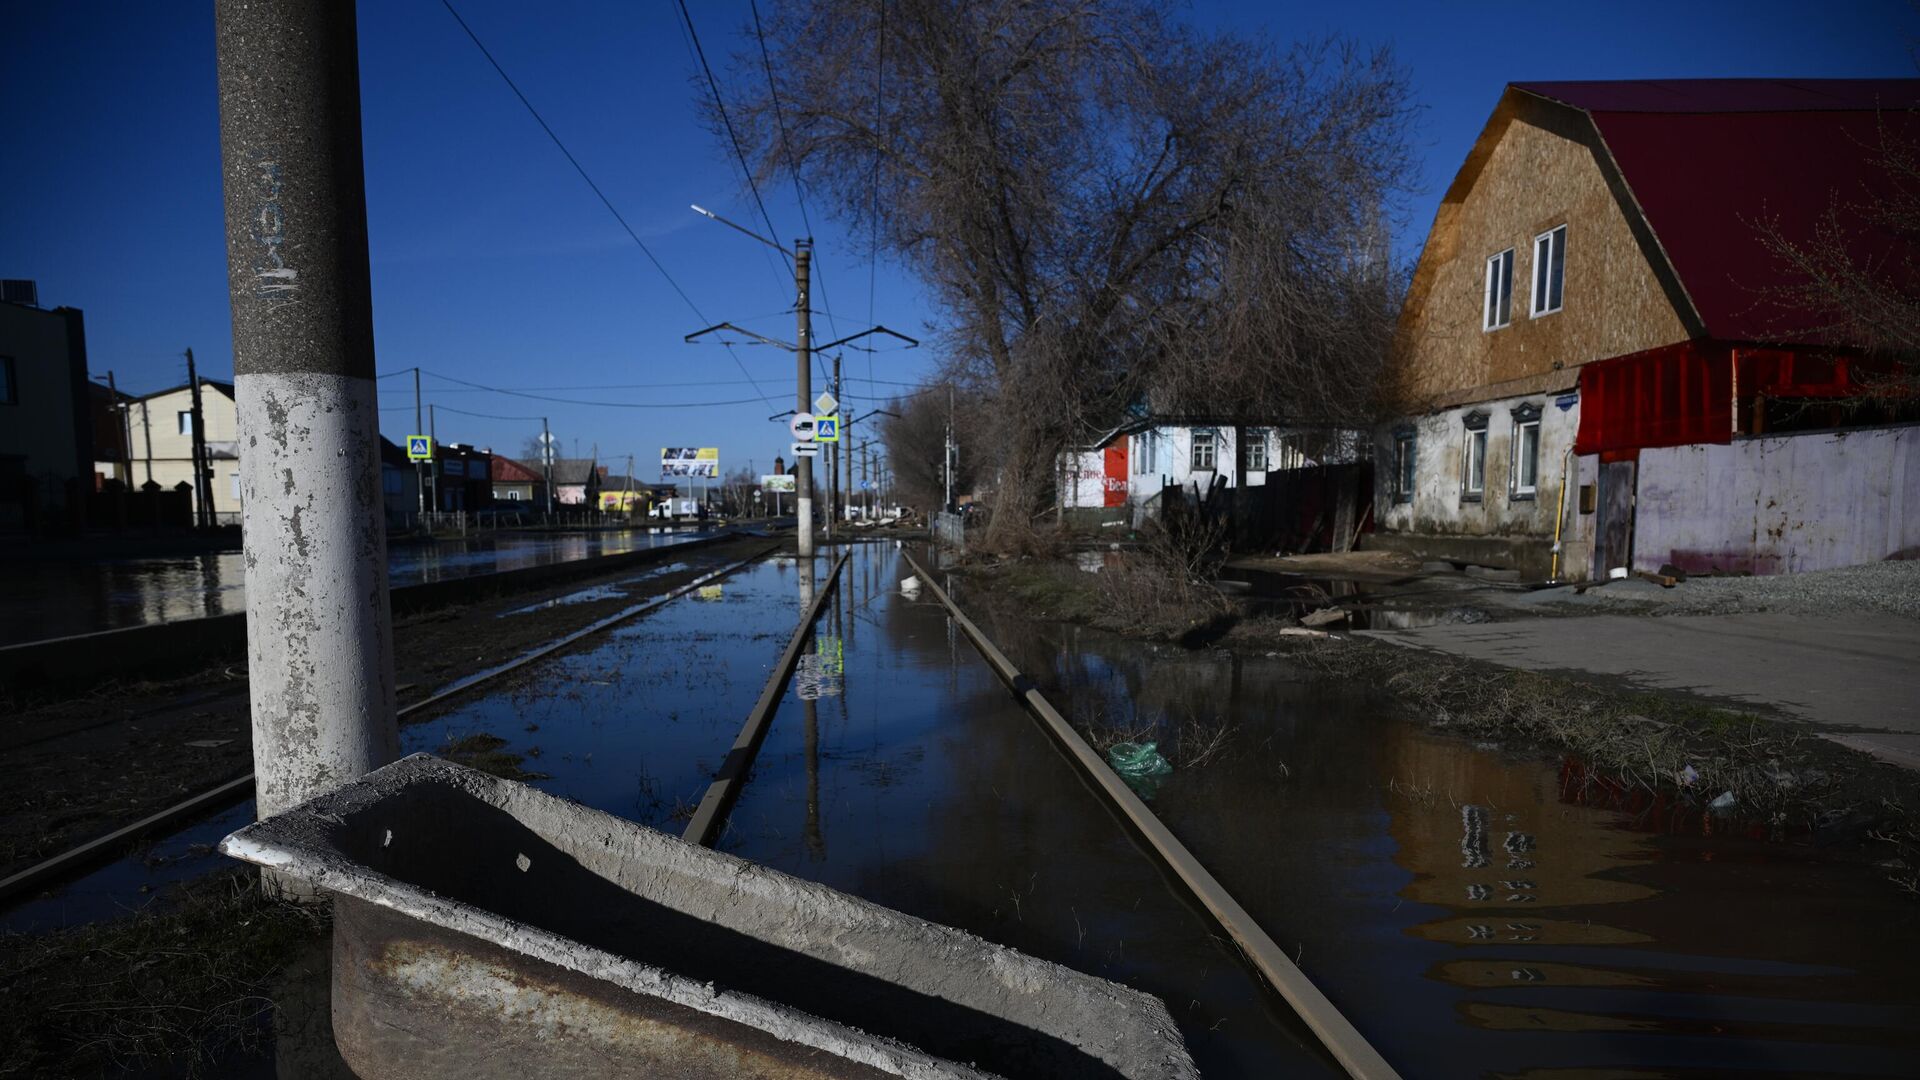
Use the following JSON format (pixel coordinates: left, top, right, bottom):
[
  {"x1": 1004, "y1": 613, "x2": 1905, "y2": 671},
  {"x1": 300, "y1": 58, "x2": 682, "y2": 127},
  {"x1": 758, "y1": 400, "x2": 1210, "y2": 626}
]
[
  {"x1": 430, "y1": 442, "x2": 493, "y2": 512},
  {"x1": 597, "y1": 472, "x2": 649, "y2": 512},
  {"x1": 0, "y1": 280, "x2": 92, "y2": 529},
  {"x1": 490, "y1": 456, "x2": 547, "y2": 506},
  {"x1": 89, "y1": 380, "x2": 132, "y2": 487},
  {"x1": 550, "y1": 458, "x2": 601, "y2": 507},
  {"x1": 378, "y1": 436, "x2": 421, "y2": 525},
  {"x1": 1378, "y1": 79, "x2": 1920, "y2": 579},
  {"x1": 125, "y1": 379, "x2": 241, "y2": 525},
  {"x1": 1061, "y1": 418, "x2": 1367, "y2": 510}
]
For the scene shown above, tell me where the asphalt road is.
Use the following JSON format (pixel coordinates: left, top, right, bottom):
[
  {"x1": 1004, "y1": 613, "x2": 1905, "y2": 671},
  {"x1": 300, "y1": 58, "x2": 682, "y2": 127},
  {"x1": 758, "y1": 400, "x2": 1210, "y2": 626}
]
[{"x1": 1361, "y1": 612, "x2": 1920, "y2": 770}]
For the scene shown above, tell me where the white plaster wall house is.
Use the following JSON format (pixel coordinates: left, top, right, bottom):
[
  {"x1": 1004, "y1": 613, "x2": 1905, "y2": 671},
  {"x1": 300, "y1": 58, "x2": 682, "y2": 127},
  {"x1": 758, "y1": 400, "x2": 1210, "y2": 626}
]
[{"x1": 125, "y1": 380, "x2": 243, "y2": 524}]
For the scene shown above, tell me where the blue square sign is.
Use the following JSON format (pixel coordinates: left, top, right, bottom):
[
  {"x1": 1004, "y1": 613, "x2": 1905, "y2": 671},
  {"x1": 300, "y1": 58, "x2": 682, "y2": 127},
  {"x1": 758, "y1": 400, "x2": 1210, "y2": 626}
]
[
  {"x1": 814, "y1": 415, "x2": 839, "y2": 442},
  {"x1": 407, "y1": 435, "x2": 433, "y2": 461}
]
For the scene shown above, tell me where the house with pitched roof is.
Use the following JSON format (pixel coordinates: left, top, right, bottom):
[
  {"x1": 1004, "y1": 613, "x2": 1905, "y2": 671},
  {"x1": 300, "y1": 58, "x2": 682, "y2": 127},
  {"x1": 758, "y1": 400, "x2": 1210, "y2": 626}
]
[{"x1": 1376, "y1": 79, "x2": 1920, "y2": 580}]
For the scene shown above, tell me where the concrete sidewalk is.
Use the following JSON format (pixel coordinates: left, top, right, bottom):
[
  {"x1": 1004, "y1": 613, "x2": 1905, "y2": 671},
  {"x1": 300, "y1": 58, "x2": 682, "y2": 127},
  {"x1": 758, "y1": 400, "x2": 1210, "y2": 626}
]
[{"x1": 1359, "y1": 612, "x2": 1920, "y2": 770}]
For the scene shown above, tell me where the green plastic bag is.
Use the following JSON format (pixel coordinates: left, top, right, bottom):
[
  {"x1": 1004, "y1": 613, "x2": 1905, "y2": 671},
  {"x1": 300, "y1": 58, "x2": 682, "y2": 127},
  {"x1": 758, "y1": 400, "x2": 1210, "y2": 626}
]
[{"x1": 1107, "y1": 741, "x2": 1172, "y2": 797}]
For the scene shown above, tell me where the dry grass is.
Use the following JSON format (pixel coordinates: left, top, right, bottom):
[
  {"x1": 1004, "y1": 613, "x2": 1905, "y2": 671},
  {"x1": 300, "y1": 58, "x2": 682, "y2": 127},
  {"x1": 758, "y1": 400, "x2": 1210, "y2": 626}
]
[
  {"x1": 1093, "y1": 516, "x2": 1235, "y2": 642},
  {"x1": 0, "y1": 869, "x2": 329, "y2": 1078}
]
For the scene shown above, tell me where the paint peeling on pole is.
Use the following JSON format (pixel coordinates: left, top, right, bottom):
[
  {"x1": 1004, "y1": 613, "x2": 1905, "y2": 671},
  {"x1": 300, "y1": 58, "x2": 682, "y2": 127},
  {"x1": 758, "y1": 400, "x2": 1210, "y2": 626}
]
[{"x1": 214, "y1": 0, "x2": 398, "y2": 867}]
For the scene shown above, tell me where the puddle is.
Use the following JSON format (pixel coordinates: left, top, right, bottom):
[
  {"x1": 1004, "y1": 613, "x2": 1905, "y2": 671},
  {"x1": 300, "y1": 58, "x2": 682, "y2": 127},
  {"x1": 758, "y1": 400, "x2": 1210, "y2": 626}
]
[
  {"x1": 0, "y1": 527, "x2": 719, "y2": 645},
  {"x1": 494, "y1": 561, "x2": 689, "y2": 616},
  {"x1": 400, "y1": 553, "x2": 833, "y2": 830},
  {"x1": 721, "y1": 546, "x2": 1329, "y2": 1075},
  {"x1": 1, "y1": 799, "x2": 256, "y2": 934},
  {"x1": 976, "y1": 614, "x2": 1920, "y2": 1078}
]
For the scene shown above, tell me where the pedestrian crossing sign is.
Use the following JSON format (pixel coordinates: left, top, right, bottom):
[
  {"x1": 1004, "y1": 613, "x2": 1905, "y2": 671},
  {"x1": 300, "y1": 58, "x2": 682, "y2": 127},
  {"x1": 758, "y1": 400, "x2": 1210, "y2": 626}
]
[
  {"x1": 814, "y1": 415, "x2": 840, "y2": 442},
  {"x1": 407, "y1": 435, "x2": 433, "y2": 461}
]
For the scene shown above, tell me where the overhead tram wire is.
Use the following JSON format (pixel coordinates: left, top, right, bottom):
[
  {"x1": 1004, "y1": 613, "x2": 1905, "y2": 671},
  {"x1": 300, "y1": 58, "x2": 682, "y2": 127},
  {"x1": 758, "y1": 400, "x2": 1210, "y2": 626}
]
[
  {"x1": 436, "y1": 0, "x2": 775, "y2": 411},
  {"x1": 418, "y1": 367, "x2": 775, "y2": 409},
  {"x1": 681, "y1": 0, "x2": 840, "y2": 388},
  {"x1": 748, "y1": 0, "x2": 846, "y2": 353},
  {"x1": 865, "y1": 0, "x2": 888, "y2": 411}
]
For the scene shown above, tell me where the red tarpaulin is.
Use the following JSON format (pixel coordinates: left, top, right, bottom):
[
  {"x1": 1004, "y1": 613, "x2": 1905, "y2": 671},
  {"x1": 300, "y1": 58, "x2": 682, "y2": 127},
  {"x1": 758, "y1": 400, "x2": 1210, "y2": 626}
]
[
  {"x1": 1574, "y1": 343, "x2": 1861, "y2": 456},
  {"x1": 1102, "y1": 442, "x2": 1128, "y2": 507}
]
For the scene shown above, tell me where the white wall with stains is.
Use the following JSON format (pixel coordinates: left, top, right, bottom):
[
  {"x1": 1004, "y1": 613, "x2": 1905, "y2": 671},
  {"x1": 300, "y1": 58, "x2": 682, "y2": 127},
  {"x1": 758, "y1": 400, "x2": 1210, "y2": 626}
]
[{"x1": 1635, "y1": 424, "x2": 1920, "y2": 575}]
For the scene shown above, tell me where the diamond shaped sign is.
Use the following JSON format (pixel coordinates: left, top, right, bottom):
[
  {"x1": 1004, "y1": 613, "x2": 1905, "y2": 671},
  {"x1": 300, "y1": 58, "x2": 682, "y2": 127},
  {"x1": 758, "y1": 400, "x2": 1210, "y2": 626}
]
[{"x1": 814, "y1": 391, "x2": 838, "y2": 416}]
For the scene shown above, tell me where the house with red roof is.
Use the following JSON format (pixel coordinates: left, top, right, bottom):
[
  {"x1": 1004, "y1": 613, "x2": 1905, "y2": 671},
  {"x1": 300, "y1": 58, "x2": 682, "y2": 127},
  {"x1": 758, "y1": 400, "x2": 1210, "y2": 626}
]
[{"x1": 1376, "y1": 79, "x2": 1920, "y2": 580}]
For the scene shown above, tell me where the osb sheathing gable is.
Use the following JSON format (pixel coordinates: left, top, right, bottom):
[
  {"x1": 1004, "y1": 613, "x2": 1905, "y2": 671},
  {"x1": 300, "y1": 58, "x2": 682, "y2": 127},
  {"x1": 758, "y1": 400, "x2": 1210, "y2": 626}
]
[{"x1": 1385, "y1": 91, "x2": 1700, "y2": 413}]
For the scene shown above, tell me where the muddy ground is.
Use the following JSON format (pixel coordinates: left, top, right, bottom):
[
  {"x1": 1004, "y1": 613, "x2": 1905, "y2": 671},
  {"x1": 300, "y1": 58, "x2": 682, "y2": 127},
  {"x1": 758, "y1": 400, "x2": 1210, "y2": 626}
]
[{"x1": 0, "y1": 534, "x2": 778, "y2": 882}]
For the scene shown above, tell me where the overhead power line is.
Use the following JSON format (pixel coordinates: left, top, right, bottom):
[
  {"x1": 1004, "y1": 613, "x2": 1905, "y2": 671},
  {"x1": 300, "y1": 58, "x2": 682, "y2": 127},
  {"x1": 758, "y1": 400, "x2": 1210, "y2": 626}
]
[{"x1": 436, "y1": 0, "x2": 776, "y2": 410}]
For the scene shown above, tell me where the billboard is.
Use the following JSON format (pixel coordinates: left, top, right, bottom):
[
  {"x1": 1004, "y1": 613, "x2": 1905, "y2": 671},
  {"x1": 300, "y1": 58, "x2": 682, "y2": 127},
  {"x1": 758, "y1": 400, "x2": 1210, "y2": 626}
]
[
  {"x1": 761, "y1": 474, "x2": 796, "y2": 493},
  {"x1": 660, "y1": 447, "x2": 719, "y2": 478}
]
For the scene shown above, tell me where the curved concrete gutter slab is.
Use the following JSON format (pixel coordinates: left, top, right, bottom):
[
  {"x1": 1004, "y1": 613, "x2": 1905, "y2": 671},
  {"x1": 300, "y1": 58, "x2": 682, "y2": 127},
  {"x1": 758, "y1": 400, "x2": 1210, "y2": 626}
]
[{"x1": 221, "y1": 754, "x2": 1199, "y2": 1080}]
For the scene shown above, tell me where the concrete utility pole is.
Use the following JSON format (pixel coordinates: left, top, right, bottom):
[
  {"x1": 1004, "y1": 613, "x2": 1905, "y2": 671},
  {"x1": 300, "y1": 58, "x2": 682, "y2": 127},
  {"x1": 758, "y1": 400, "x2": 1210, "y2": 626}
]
[
  {"x1": 413, "y1": 367, "x2": 426, "y2": 515},
  {"x1": 684, "y1": 208, "x2": 915, "y2": 545},
  {"x1": 215, "y1": 0, "x2": 398, "y2": 847},
  {"x1": 540, "y1": 417, "x2": 555, "y2": 516},
  {"x1": 186, "y1": 348, "x2": 212, "y2": 527},
  {"x1": 795, "y1": 242, "x2": 814, "y2": 556}
]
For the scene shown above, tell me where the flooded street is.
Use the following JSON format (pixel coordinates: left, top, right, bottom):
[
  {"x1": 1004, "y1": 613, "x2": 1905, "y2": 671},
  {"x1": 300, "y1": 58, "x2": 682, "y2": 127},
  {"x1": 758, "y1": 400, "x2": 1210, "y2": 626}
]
[
  {"x1": 976, "y1": 607, "x2": 1920, "y2": 1077},
  {"x1": 0, "y1": 526, "x2": 714, "y2": 646},
  {"x1": 11, "y1": 542, "x2": 1917, "y2": 1077}
]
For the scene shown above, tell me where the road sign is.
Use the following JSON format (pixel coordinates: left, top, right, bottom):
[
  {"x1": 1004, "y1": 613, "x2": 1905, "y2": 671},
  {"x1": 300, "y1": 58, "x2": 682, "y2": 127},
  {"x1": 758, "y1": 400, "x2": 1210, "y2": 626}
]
[
  {"x1": 791, "y1": 441, "x2": 819, "y2": 457},
  {"x1": 813, "y1": 391, "x2": 838, "y2": 416},
  {"x1": 860, "y1": 479, "x2": 874, "y2": 490},
  {"x1": 406, "y1": 435, "x2": 432, "y2": 461},
  {"x1": 814, "y1": 415, "x2": 840, "y2": 442},
  {"x1": 789, "y1": 413, "x2": 816, "y2": 441}
]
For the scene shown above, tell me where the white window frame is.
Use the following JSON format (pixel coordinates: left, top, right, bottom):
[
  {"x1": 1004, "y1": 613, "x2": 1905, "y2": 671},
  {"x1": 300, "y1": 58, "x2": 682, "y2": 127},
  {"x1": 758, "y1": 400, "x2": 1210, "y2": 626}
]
[
  {"x1": 1462, "y1": 413, "x2": 1488, "y2": 499},
  {"x1": 1511, "y1": 417, "x2": 1541, "y2": 497},
  {"x1": 1484, "y1": 249, "x2": 1514, "y2": 331},
  {"x1": 1391, "y1": 428, "x2": 1416, "y2": 504},
  {"x1": 1531, "y1": 225, "x2": 1566, "y2": 317},
  {"x1": 177, "y1": 410, "x2": 194, "y2": 435},
  {"x1": 1191, "y1": 430, "x2": 1216, "y2": 472},
  {"x1": 1244, "y1": 431, "x2": 1267, "y2": 472}
]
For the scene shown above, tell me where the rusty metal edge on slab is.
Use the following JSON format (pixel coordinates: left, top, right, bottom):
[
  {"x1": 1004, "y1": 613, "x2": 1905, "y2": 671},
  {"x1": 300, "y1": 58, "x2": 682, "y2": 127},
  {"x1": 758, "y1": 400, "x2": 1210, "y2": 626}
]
[
  {"x1": 901, "y1": 549, "x2": 1403, "y2": 1080},
  {"x1": 684, "y1": 550, "x2": 850, "y2": 847},
  {"x1": 220, "y1": 753, "x2": 1200, "y2": 1080},
  {"x1": 0, "y1": 548, "x2": 774, "y2": 910}
]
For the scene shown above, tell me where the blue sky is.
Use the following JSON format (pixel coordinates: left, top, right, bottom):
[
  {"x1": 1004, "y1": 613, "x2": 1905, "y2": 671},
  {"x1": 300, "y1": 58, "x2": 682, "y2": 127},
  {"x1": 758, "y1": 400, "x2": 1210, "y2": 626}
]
[{"x1": 2, "y1": 1, "x2": 1912, "y2": 475}]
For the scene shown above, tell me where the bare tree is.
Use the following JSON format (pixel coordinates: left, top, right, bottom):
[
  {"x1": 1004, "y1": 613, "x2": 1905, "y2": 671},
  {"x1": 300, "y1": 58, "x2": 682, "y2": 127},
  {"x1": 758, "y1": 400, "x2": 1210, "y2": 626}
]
[
  {"x1": 723, "y1": 0, "x2": 1414, "y2": 551},
  {"x1": 1755, "y1": 116, "x2": 1920, "y2": 401}
]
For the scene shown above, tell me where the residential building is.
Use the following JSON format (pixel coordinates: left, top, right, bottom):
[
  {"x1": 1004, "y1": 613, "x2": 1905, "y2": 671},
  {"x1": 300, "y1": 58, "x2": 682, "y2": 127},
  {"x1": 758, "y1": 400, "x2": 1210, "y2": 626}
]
[
  {"x1": 429, "y1": 442, "x2": 494, "y2": 512},
  {"x1": 125, "y1": 379, "x2": 241, "y2": 525},
  {"x1": 1376, "y1": 79, "x2": 1920, "y2": 580},
  {"x1": 550, "y1": 457, "x2": 601, "y2": 507},
  {"x1": 378, "y1": 436, "x2": 421, "y2": 525},
  {"x1": 1063, "y1": 420, "x2": 1367, "y2": 510},
  {"x1": 89, "y1": 380, "x2": 132, "y2": 487},
  {"x1": 490, "y1": 455, "x2": 547, "y2": 507},
  {"x1": 0, "y1": 281, "x2": 92, "y2": 529}
]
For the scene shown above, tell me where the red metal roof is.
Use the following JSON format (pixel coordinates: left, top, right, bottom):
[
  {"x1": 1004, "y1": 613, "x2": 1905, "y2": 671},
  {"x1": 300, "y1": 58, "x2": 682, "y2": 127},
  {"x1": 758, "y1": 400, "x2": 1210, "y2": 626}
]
[{"x1": 1511, "y1": 80, "x2": 1920, "y2": 344}]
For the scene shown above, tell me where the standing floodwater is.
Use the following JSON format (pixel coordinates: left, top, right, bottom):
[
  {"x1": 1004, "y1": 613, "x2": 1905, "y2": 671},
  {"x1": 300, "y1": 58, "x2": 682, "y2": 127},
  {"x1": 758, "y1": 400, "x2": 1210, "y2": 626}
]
[
  {"x1": 975, "y1": 608, "x2": 1920, "y2": 1078},
  {"x1": 0, "y1": 526, "x2": 715, "y2": 645}
]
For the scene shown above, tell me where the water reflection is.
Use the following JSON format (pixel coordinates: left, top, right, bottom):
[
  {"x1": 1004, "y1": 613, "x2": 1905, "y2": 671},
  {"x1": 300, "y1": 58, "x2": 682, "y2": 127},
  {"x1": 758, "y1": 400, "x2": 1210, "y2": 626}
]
[
  {"x1": 0, "y1": 527, "x2": 714, "y2": 645},
  {"x1": 985, "y1": 616, "x2": 1920, "y2": 1078}
]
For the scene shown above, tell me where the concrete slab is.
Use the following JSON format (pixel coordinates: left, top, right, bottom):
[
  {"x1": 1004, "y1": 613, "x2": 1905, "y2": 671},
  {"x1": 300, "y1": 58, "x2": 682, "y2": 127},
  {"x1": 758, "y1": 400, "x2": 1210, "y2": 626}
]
[
  {"x1": 1359, "y1": 613, "x2": 1920, "y2": 767},
  {"x1": 222, "y1": 754, "x2": 1197, "y2": 1080}
]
